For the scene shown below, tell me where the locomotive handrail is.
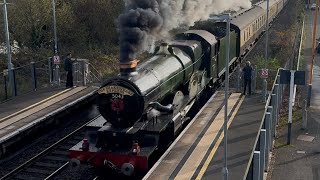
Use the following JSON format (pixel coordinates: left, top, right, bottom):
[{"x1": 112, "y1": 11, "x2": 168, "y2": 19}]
[{"x1": 148, "y1": 102, "x2": 173, "y2": 112}]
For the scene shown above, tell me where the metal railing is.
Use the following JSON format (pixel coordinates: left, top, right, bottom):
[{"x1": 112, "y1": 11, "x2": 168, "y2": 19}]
[
  {"x1": 0, "y1": 58, "x2": 102, "y2": 103},
  {"x1": 0, "y1": 60, "x2": 50, "y2": 102},
  {"x1": 234, "y1": 65, "x2": 279, "y2": 94},
  {"x1": 243, "y1": 68, "x2": 285, "y2": 180},
  {"x1": 59, "y1": 58, "x2": 102, "y2": 87}
]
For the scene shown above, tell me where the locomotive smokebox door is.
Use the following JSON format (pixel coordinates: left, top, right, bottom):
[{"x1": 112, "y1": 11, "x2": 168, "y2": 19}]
[{"x1": 97, "y1": 78, "x2": 144, "y2": 128}]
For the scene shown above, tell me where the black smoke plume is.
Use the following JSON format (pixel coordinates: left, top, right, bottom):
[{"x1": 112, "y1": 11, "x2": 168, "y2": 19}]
[
  {"x1": 118, "y1": 0, "x2": 252, "y2": 63},
  {"x1": 118, "y1": 0, "x2": 163, "y2": 63}
]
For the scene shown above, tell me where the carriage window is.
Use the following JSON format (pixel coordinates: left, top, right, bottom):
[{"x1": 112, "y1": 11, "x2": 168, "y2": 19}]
[
  {"x1": 259, "y1": 17, "x2": 261, "y2": 27},
  {"x1": 246, "y1": 29, "x2": 248, "y2": 38}
]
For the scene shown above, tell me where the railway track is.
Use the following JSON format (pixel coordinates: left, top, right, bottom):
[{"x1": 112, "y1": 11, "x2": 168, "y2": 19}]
[{"x1": 0, "y1": 115, "x2": 100, "y2": 180}]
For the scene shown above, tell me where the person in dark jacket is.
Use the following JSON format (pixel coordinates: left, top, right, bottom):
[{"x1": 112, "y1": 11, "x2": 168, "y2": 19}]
[
  {"x1": 64, "y1": 53, "x2": 74, "y2": 88},
  {"x1": 242, "y1": 61, "x2": 253, "y2": 95}
]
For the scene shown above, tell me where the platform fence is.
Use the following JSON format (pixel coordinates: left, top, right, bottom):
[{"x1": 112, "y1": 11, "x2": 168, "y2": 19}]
[
  {"x1": 0, "y1": 58, "x2": 103, "y2": 103},
  {"x1": 243, "y1": 68, "x2": 285, "y2": 180}
]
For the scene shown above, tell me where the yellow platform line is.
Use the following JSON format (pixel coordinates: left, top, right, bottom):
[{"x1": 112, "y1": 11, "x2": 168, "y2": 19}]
[
  {"x1": 196, "y1": 95, "x2": 245, "y2": 179},
  {"x1": 0, "y1": 88, "x2": 71, "y2": 122}
]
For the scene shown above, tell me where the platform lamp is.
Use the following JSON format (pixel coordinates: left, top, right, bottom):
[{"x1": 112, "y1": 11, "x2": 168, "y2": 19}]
[
  {"x1": 219, "y1": 13, "x2": 231, "y2": 180},
  {"x1": 52, "y1": 0, "x2": 58, "y2": 56},
  {"x1": 52, "y1": 0, "x2": 60, "y2": 85},
  {"x1": 262, "y1": 0, "x2": 270, "y2": 103},
  {"x1": 1, "y1": 0, "x2": 15, "y2": 96},
  {"x1": 307, "y1": 0, "x2": 319, "y2": 106}
]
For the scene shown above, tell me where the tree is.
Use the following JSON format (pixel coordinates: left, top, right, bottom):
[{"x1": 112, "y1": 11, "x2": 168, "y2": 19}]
[
  {"x1": 0, "y1": 0, "x2": 124, "y2": 70},
  {"x1": 7, "y1": 0, "x2": 89, "y2": 55},
  {"x1": 71, "y1": 0, "x2": 124, "y2": 53},
  {"x1": 8, "y1": 0, "x2": 52, "y2": 51}
]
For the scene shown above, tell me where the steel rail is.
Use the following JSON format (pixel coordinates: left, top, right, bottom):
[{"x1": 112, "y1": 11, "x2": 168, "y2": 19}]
[{"x1": 44, "y1": 162, "x2": 70, "y2": 180}]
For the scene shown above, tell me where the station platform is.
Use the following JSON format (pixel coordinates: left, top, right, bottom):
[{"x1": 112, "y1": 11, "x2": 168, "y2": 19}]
[
  {"x1": 144, "y1": 92, "x2": 265, "y2": 180},
  {"x1": 0, "y1": 85, "x2": 98, "y2": 157}
]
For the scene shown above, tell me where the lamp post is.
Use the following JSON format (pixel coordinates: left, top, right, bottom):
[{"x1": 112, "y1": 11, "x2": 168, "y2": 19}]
[
  {"x1": 262, "y1": 0, "x2": 270, "y2": 102},
  {"x1": 52, "y1": 0, "x2": 60, "y2": 85},
  {"x1": 221, "y1": 13, "x2": 231, "y2": 180},
  {"x1": 52, "y1": 0, "x2": 58, "y2": 55},
  {"x1": 2, "y1": 0, "x2": 15, "y2": 96},
  {"x1": 308, "y1": 0, "x2": 319, "y2": 106}
]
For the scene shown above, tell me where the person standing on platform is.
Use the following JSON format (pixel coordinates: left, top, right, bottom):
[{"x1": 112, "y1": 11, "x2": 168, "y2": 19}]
[
  {"x1": 64, "y1": 52, "x2": 74, "y2": 88},
  {"x1": 242, "y1": 61, "x2": 253, "y2": 95}
]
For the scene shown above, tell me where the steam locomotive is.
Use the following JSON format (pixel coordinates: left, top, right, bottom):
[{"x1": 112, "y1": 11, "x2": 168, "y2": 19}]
[{"x1": 69, "y1": 0, "x2": 288, "y2": 177}]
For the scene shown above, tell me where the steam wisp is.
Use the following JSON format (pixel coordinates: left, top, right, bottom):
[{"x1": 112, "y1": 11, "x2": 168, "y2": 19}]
[{"x1": 118, "y1": 0, "x2": 252, "y2": 64}]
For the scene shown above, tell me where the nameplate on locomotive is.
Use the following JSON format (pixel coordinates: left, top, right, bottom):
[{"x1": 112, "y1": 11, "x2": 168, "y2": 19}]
[{"x1": 98, "y1": 86, "x2": 134, "y2": 96}]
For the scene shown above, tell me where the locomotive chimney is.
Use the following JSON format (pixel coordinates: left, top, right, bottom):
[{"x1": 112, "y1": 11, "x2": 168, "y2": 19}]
[
  {"x1": 157, "y1": 42, "x2": 171, "y2": 55},
  {"x1": 119, "y1": 59, "x2": 140, "y2": 77}
]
